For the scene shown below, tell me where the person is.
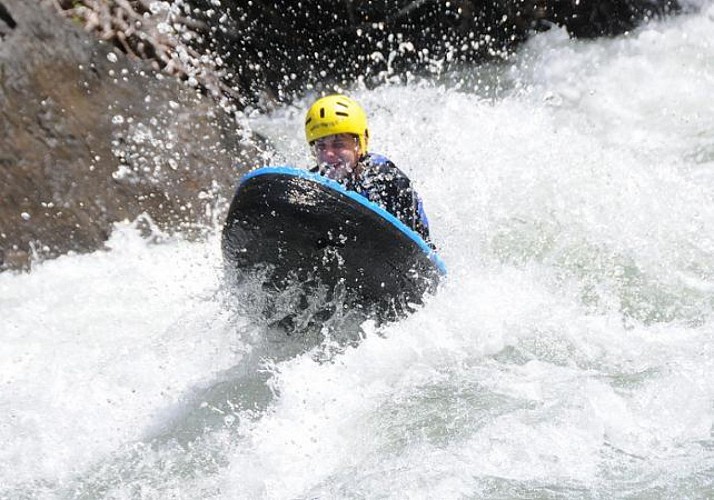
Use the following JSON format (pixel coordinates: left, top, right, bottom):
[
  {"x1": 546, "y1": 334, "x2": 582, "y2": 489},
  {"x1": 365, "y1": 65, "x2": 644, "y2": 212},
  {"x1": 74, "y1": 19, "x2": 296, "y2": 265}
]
[{"x1": 304, "y1": 94, "x2": 433, "y2": 246}]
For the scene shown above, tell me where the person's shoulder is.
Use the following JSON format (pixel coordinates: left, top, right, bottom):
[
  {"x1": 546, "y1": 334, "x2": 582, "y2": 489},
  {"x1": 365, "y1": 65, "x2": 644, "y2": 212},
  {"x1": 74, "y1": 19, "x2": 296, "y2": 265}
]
[
  {"x1": 364, "y1": 152, "x2": 393, "y2": 166},
  {"x1": 363, "y1": 153, "x2": 410, "y2": 180}
]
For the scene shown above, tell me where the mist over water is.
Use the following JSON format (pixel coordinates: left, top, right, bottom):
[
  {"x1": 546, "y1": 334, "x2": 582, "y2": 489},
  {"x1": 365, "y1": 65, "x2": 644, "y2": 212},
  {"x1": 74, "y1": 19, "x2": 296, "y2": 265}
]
[{"x1": 2, "y1": 5, "x2": 714, "y2": 498}]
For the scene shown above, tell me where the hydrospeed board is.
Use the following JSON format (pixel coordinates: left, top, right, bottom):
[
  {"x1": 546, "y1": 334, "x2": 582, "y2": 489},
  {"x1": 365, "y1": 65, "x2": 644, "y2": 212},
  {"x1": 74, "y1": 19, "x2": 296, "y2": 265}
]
[{"x1": 221, "y1": 166, "x2": 446, "y2": 312}]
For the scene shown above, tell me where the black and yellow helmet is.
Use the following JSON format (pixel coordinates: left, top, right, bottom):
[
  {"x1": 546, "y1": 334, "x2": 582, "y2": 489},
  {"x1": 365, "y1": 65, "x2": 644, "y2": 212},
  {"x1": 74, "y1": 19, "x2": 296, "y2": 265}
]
[{"x1": 304, "y1": 94, "x2": 369, "y2": 153}]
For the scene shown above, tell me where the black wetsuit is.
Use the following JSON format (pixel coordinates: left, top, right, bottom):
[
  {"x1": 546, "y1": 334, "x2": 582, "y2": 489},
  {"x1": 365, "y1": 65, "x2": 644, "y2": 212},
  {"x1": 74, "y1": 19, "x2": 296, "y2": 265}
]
[{"x1": 311, "y1": 153, "x2": 433, "y2": 247}]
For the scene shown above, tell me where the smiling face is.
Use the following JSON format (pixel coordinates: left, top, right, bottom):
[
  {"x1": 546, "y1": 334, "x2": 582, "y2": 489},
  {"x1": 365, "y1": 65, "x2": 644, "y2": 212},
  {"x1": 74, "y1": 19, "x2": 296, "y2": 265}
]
[{"x1": 311, "y1": 133, "x2": 363, "y2": 181}]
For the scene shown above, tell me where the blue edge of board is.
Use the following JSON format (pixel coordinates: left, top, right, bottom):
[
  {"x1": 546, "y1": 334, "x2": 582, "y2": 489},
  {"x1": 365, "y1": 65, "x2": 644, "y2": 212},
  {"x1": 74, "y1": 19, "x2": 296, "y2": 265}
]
[{"x1": 240, "y1": 166, "x2": 447, "y2": 276}]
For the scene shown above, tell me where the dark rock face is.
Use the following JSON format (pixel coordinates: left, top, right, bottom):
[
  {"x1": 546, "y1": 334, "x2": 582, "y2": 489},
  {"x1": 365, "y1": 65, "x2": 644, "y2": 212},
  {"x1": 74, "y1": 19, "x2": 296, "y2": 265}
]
[
  {"x1": 0, "y1": 0, "x2": 261, "y2": 271},
  {"x1": 550, "y1": 0, "x2": 680, "y2": 38},
  {"x1": 186, "y1": 0, "x2": 534, "y2": 102},
  {"x1": 184, "y1": 0, "x2": 680, "y2": 103}
]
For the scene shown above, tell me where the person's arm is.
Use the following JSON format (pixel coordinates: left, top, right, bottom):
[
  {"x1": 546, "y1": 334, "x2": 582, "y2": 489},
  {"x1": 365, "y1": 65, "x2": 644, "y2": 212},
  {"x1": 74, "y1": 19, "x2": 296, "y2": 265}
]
[
  {"x1": 376, "y1": 166, "x2": 434, "y2": 248},
  {"x1": 412, "y1": 192, "x2": 434, "y2": 249}
]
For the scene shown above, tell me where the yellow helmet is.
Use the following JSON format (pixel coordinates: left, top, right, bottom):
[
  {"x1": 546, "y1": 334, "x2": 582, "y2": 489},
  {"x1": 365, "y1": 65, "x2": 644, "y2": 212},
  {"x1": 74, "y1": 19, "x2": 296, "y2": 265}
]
[{"x1": 304, "y1": 94, "x2": 369, "y2": 153}]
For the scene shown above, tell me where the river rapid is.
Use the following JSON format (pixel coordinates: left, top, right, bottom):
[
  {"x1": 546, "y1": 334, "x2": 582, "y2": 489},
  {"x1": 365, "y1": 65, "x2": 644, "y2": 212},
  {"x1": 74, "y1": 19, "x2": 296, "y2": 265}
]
[{"x1": 2, "y1": 4, "x2": 714, "y2": 498}]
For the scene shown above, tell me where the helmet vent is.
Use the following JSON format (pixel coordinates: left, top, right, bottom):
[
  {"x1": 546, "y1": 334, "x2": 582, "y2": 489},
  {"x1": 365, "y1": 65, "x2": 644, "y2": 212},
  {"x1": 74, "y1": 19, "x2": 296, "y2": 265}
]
[
  {"x1": 335, "y1": 111, "x2": 349, "y2": 117},
  {"x1": 320, "y1": 108, "x2": 325, "y2": 118},
  {"x1": 305, "y1": 117, "x2": 312, "y2": 125}
]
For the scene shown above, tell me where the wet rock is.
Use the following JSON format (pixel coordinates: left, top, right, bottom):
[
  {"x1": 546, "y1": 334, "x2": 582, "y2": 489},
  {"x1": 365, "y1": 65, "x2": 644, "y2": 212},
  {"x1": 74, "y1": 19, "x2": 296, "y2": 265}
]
[
  {"x1": 0, "y1": 2, "x2": 16, "y2": 38},
  {"x1": 550, "y1": 0, "x2": 681, "y2": 38},
  {"x1": 183, "y1": 0, "x2": 681, "y2": 103},
  {"x1": 0, "y1": 0, "x2": 263, "y2": 271}
]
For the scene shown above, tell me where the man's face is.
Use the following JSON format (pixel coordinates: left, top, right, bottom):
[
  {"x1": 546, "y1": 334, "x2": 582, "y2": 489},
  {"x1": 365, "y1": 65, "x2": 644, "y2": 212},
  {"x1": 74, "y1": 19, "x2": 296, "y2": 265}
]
[{"x1": 311, "y1": 133, "x2": 362, "y2": 181}]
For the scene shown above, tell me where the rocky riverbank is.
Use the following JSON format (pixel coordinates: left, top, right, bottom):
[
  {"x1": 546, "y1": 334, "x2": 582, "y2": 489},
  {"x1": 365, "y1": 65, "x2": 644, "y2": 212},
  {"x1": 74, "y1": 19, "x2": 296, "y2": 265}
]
[{"x1": 0, "y1": 0, "x2": 263, "y2": 270}]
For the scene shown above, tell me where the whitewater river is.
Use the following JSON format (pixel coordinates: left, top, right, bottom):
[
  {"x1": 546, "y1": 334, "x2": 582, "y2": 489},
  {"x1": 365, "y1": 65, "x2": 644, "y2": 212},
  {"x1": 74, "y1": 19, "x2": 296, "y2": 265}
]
[{"x1": 2, "y1": 4, "x2": 714, "y2": 498}]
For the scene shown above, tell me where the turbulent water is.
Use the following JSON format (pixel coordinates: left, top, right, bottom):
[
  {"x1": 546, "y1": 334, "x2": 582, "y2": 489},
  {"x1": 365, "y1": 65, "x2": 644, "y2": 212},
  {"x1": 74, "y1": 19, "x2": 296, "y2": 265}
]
[{"x1": 3, "y1": 4, "x2": 714, "y2": 498}]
